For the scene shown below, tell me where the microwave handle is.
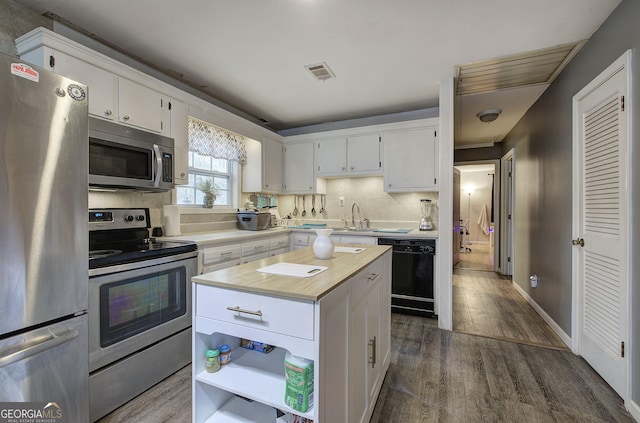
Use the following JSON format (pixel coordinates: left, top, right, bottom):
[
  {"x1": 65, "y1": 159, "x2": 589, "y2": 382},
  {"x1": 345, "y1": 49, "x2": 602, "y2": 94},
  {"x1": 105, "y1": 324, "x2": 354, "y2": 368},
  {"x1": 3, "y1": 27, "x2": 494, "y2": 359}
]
[{"x1": 152, "y1": 144, "x2": 163, "y2": 188}]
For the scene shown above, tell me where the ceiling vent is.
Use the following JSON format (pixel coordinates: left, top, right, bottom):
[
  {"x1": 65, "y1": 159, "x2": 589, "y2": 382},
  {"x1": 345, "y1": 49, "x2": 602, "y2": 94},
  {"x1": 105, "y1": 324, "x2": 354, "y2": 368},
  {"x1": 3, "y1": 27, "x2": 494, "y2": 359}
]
[
  {"x1": 305, "y1": 62, "x2": 336, "y2": 81},
  {"x1": 455, "y1": 41, "x2": 586, "y2": 95}
]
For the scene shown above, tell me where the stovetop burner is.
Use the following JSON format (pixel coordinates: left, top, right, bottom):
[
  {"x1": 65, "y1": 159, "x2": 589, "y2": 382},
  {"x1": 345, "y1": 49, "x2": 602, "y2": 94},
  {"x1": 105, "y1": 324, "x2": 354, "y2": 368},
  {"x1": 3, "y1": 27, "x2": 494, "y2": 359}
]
[
  {"x1": 89, "y1": 249, "x2": 123, "y2": 260},
  {"x1": 89, "y1": 208, "x2": 197, "y2": 269}
]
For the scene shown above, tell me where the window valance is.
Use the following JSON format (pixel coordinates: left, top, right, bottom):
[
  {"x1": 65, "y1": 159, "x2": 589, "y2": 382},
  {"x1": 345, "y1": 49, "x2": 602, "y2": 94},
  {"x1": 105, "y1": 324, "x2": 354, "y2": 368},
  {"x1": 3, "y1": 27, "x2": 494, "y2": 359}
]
[{"x1": 188, "y1": 117, "x2": 247, "y2": 164}]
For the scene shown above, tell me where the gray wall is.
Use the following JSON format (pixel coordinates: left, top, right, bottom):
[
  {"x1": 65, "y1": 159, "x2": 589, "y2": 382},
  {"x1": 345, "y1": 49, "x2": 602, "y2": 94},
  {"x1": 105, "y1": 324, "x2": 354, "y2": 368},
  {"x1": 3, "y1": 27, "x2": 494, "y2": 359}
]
[
  {"x1": 501, "y1": 0, "x2": 639, "y2": 405},
  {"x1": 0, "y1": 0, "x2": 50, "y2": 56}
]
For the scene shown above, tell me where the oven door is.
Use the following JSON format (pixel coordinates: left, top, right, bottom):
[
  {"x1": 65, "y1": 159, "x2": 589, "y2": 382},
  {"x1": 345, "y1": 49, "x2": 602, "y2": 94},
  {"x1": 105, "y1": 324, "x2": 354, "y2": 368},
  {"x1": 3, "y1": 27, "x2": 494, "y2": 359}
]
[{"x1": 88, "y1": 252, "x2": 197, "y2": 372}]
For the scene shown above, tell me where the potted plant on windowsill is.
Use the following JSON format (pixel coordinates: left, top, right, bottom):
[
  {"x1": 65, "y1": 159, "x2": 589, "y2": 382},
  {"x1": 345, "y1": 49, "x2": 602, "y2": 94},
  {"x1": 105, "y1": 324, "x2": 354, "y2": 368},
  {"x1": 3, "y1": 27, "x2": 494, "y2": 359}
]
[{"x1": 197, "y1": 180, "x2": 219, "y2": 208}]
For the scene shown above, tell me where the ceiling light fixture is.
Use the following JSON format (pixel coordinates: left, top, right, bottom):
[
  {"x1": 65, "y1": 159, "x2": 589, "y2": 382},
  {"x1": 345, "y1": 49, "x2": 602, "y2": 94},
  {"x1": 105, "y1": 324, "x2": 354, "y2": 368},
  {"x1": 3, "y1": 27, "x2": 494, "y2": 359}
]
[{"x1": 477, "y1": 108, "x2": 502, "y2": 123}]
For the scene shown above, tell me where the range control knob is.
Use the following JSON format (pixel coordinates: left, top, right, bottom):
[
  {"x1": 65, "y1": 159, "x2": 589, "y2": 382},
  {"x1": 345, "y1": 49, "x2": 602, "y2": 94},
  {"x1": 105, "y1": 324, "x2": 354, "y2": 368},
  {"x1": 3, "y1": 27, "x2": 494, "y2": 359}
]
[
  {"x1": 136, "y1": 215, "x2": 145, "y2": 221},
  {"x1": 124, "y1": 215, "x2": 134, "y2": 222}
]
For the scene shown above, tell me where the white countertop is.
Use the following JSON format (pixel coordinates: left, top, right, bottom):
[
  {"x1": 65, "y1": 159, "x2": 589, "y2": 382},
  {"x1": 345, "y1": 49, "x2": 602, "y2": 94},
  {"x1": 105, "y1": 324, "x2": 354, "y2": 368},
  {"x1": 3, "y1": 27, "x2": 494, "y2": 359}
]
[{"x1": 159, "y1": 225, "x2": 437, "y2": 247}]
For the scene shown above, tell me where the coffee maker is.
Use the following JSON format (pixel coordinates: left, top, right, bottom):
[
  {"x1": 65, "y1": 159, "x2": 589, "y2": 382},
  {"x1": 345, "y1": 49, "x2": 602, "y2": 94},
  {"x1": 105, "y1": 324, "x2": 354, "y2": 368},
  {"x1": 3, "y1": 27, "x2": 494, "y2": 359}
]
[{"x1": 419, "y1": 199, "x2": 434, "y2": 231}]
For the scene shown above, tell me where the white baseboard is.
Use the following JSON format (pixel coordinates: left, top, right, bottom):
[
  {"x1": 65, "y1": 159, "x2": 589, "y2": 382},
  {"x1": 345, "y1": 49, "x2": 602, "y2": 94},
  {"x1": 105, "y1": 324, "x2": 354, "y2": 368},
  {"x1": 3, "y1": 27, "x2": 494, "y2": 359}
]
[
  {"x1": 511, "y1": 280, "x2": 572, "y2": 347},
  {"x1": 628, "y1": 399, "x2": 640, "y2": 422}
]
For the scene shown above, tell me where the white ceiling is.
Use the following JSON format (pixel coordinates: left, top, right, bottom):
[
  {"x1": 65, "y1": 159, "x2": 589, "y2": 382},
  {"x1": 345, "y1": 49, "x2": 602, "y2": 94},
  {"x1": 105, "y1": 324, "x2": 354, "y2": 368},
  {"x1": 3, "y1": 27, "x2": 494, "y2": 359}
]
[{"x1": 15, "y1": 0, "x2": 621, "y2": 145}]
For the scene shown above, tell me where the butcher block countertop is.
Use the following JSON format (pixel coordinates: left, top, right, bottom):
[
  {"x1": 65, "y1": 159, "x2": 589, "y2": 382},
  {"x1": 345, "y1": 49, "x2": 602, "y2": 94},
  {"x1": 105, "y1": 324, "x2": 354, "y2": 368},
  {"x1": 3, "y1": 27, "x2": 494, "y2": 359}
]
[{"x1": 192, "y1": 244, "x2": 391, "y2": 301}]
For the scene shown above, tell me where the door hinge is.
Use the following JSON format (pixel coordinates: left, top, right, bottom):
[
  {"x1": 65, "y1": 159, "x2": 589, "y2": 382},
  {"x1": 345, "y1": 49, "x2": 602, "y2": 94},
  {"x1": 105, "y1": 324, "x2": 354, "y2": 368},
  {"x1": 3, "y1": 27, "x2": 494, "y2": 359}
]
[
  {"x1": 621, "y1": 96, "x2": 625, "y2": 111},
  {"x1": 168, "y1": 101, "x2": 172, "y2": 111},
  {"x1": 379, "y1": 136, "x2": 381, "y2": 143},
  {"x1": 621, "y1": 341, "x2": 625, "y2": 358},
  {"x1": 507, "y1": 257, "x2": 511, "y2": 263},
  {"x1": 49, "y1": 55, "x2": 55, "y2": 68},
  {"x1": 434, "y1": 177, "x2": 437, "y2": 185},
  {"x1": 160, "y1": 99, "x2": 163, "y2": 108},
  {"x1": 434, "y1": 130, "x2": 437, "y2": 137},
  {"x1": 508, "y1": 214, "x2": 512, "y2": 220},
  {"x1": 161, "y1": 121, "x2": 163, "y2": 130},
  {"x1": 379, "y1": 161, "x2": 382, "y2": 168}
]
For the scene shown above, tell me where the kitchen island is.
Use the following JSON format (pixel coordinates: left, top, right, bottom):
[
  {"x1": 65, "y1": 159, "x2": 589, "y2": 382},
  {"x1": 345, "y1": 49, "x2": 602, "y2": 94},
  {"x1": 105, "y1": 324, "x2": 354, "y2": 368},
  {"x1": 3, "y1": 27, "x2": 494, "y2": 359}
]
[{"x1": 192, "y1": 244, "x2": 391, "y2": 423}]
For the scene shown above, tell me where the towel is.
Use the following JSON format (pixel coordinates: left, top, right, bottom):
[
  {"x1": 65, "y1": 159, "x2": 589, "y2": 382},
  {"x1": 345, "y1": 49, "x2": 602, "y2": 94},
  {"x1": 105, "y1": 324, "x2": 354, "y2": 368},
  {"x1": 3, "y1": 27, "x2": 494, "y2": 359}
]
[{"x1": 477, "y1": 204, "x2": 490, "y2": 236}]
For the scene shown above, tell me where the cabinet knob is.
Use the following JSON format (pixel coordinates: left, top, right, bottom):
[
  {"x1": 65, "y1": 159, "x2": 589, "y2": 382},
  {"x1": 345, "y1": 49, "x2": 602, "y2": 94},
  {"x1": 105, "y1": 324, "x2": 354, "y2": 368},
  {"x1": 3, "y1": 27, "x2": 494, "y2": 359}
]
[
  {"x1": 388, "y1": 184, "x2": 392, "y2": 187},
  {"x1": 180, "y1": 172, "x2": 186, "y2": 177},
  {"x1": 105, "y1": 110, "x2": 112, "y2": 116},
  {"x1": 123, "y1": 115, "x2": 130, "y2": 121},
  {"x1": 342, "y1": 167, "x2": 346, "y2": 171},
  {"x1": 350, "y1": 166, "x2": 355, "y2": 171}
]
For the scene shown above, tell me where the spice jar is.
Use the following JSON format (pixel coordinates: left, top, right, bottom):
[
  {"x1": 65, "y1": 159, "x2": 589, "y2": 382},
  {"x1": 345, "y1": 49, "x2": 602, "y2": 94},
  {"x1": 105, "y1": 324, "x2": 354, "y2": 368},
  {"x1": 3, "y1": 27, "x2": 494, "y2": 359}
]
[
  {"x1": 219, "y1": 344, "x2": 231, "y2": 365},
  {"x1": 205, "y1": 349, "x2": 220, "y2": 373}
]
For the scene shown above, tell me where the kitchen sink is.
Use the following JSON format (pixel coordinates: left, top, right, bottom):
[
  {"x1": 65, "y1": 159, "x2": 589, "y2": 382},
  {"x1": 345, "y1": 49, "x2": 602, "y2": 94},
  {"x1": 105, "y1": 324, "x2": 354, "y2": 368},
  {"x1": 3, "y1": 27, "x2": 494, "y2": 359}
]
[{"x1": 334, "y1": 227, "x2": 377, "y2": 232}]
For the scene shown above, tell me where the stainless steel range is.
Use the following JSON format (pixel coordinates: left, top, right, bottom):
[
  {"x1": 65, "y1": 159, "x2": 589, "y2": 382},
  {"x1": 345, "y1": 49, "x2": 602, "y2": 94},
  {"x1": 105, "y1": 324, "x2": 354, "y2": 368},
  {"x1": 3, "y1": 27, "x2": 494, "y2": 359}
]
[{"x1": 88, "y1": 208, "x2": 197, "y2": 422}]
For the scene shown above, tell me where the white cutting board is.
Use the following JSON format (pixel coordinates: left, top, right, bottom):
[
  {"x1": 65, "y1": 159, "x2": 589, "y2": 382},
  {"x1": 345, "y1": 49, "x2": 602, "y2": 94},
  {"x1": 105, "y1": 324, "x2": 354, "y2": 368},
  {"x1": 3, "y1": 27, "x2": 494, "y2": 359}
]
[
  {"x1": 334, "y1": 246, "x2": 365, "y2": 254},
  {"x1": 257, "y1": 263, "x2": 328, "y2": 278}
]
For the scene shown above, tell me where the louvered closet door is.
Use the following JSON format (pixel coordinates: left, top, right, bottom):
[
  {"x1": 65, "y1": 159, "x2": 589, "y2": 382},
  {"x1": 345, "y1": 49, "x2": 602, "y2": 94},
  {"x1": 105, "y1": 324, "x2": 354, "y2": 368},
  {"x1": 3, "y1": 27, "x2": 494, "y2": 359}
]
[{"x1": 574, "y1": 58, "x2": 628, "y2": 397}]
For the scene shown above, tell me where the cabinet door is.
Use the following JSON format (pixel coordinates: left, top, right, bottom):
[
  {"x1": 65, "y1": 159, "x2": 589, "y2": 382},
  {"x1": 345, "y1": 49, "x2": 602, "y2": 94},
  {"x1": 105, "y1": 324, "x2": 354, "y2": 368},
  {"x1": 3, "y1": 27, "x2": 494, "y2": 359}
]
[
  {"x1": 383, "y1": 126, "x2": 437, "y2": 192},
  {"x1": 348, "y1": 297, "x2": 368, "y2": 423},
  {"x1": 169, "y1": 98, "x2": 189, "y2": 184},
  {"x1": 53, "y1": 51, "x2": 117, "y2": 121},
  {"x1": 262, "y1": 136, "x2": 283, "y2": 193},
  {"x1": 366, "y1": 279, "x2": 382, "y2": 411},
  {"x1": 347, "y1": 133, "x2": 381, "y2": 175},
  {"x1": 284, "y1": 142, "x2": 315, "y2": 193},
  {"x1": 316, "y1": 137, "x2": 347, "y2": 176},
  {"x1": 118, "y1": 78, "x2": 165, "y2": 133}
]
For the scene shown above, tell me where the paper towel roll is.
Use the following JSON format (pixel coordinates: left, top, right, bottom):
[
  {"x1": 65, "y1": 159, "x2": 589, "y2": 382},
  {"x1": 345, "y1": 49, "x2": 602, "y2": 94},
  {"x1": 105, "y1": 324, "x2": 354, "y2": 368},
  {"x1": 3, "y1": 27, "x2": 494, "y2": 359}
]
[{"x1": 163, "y1": 205, "x2": 181, "y2": 236}]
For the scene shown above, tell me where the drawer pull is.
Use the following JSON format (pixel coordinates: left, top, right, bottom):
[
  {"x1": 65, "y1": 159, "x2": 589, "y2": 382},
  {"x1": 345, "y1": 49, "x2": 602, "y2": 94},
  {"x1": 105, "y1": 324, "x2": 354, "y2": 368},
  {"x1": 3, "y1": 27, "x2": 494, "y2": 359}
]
[
  {"x1": 367, "y1": 273, "x2": 380, "y2": 281},
  {"x1": 221, "y1": 251, "x2": 233, "y2": 256},
  {"x1": 226, "y1": 306, "x2": 263, "y2": 317}
]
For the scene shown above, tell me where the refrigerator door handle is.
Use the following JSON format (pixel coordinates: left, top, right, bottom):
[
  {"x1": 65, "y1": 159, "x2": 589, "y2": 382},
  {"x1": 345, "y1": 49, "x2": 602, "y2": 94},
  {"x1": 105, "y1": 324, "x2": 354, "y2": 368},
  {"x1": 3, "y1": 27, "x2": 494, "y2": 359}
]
[{"x1": 0, "y1": 328, "x2": 79, "y2": 368}]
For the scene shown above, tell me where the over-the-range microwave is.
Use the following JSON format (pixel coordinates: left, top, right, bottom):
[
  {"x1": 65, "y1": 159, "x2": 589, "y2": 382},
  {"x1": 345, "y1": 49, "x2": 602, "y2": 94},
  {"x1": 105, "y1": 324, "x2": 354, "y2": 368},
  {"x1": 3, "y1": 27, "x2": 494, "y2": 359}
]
[{"x1": 88, "y1": 117, "x2": 175, "y2": 192}]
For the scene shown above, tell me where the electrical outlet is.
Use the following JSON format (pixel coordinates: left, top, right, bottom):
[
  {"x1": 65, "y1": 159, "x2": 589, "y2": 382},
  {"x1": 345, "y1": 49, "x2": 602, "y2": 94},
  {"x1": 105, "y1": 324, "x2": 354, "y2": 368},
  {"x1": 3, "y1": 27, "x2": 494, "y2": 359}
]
[{"x1": 338, "y1": 196, "x2": 345, "y2": 206}]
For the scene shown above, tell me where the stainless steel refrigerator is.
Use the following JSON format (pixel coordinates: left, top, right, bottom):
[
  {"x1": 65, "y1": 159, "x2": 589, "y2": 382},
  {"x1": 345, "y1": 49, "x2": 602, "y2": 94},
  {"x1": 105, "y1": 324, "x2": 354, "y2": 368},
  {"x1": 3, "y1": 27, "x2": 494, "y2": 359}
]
[{"x1": 0, "y1": 52, "x2": 89, "y2": 421}]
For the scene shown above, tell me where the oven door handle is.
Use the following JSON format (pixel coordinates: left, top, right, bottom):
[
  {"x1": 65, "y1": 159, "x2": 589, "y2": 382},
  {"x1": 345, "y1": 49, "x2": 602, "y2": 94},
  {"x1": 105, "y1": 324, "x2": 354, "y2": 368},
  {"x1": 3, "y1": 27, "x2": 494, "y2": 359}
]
[
  {"x1": 152, "y1": 144, "x2": 163, "y2": 188},
  {"x1": 0, "y1": 329, "x2": 79, "y2": 368}
]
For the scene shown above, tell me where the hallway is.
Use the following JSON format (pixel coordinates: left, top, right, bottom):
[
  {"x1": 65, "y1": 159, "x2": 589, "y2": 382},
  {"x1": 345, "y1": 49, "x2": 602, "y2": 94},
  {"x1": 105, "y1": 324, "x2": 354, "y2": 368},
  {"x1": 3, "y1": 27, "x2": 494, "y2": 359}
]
[{"x1": 453, "y1": 243, "x2": 567, "y2": 350}]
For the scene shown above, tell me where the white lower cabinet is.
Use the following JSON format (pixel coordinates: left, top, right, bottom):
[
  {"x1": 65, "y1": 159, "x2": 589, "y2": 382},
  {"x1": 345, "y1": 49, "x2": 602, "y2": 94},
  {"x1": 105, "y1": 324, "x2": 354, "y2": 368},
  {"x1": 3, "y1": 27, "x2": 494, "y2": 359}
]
[{"x1": 192, "y1": 251, "x2": 391, "y2": 423}]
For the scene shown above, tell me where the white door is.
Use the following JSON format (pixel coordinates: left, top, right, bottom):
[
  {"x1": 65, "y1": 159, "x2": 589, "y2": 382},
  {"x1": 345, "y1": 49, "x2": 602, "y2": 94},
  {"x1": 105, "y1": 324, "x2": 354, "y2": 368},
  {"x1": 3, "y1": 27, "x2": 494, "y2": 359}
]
[
  {"x1": 572, "y1": 51, "x2": 630, "y2": 398},
  {"x1": 501, "y1": 150, "x2": 514, "y2": 276}
]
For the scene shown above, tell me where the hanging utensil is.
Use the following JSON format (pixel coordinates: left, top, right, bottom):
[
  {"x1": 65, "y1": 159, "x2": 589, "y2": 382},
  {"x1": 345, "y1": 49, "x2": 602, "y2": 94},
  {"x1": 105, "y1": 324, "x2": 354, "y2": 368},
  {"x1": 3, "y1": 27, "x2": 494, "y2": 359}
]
[
  {"x1": 301, "y1": 195, "x2": 307, "y2": 217},
  {"x1": 320, "y1": 194, "x2": 327, "y2": 218},
  {"x1": 292, "y1": 195, "x2": 298, "y2": 216},
  {"x1": 311, "y1": 194, "x2": 316, "y2": 216}
]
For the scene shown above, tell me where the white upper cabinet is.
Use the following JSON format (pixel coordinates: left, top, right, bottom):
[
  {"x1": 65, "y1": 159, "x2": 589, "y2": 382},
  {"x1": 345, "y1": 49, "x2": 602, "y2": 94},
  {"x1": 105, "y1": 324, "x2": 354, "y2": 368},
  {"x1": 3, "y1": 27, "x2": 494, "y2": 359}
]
[
  {"x1": 118, "y1": 78, "x2": 166, "y2": 134},
  {"x1": 52, "y1": 50, "x2": 117, "y2": 121},
  {"x1": 347, "y1": 133, "x2": 382, "y2": 175},
  {"x1": 284, "y1": 142, "x2": 326, "y2": 194},
  {"x1": 316, "y1": 137, "x2": 347, "y2": 175},
  {"x1": 315, "y1": 133, "x2": 381, "y2": 177},
  {"x1": 169, "y1": 98, "x2": 189, "y2": 185},
  {"x1": 383, "y1": 125, "x2": 439, "y2": 192},
  {"x1": 18, "y1": 46, "x2": 168, "y2": 135},
  {"x1": 262, "y1": 136, "x2": 284, "y2": 193},
  {"x1": 243, "y1": 136, "x2": 283, "y2": 194}
]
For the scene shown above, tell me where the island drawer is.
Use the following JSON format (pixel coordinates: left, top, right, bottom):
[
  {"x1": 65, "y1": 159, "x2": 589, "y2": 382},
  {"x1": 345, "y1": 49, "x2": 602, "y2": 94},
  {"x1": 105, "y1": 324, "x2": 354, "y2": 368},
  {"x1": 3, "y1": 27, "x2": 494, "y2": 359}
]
[
  {"x1": 350, "y1": 256, "x2": 385, "y2": 308},
  {"x1": 196, "y1": 285, "x2": 315, "y2": 340}
]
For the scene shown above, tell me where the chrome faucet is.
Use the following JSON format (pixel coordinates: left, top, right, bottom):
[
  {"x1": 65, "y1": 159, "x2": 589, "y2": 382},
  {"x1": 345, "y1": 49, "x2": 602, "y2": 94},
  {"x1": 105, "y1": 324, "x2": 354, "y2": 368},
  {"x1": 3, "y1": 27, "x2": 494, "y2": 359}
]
[{"x1": 351, "y1": 203, "x2": 361, "y2": 228}]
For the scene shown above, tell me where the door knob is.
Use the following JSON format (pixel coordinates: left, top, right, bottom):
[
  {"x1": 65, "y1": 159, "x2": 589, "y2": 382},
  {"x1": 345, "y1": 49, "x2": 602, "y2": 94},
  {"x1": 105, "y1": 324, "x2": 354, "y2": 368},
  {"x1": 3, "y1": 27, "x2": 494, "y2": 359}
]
[{"x1": 571, "y1": 238, "x2": 585, "y2": 247}]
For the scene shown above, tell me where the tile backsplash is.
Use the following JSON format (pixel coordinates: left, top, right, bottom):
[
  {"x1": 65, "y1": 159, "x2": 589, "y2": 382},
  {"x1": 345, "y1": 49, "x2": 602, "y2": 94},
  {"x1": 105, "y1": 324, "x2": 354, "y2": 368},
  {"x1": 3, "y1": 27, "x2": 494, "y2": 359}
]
[{"x1": 274, "y1": 176, "x2": 439, "y2": 227}]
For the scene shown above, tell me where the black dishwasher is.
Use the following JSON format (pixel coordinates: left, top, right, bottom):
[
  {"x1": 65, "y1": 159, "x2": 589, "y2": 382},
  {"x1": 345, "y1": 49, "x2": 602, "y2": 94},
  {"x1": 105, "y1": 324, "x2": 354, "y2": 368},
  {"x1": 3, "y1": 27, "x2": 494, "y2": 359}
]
[{"x1": 378, "y1": 238, "x2": 436, "y2": 317}]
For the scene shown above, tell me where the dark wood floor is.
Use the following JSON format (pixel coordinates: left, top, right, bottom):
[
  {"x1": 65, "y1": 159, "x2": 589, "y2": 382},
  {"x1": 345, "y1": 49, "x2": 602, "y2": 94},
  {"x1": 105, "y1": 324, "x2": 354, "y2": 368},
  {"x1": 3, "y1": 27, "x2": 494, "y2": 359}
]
[
  {"x1": 370, "y1": 314, "x2": 633, "y2": 423},
  {"x1": 99, "y1": 314, "x2": 633, "y2": 423},
  {"x1": 100, "y1": 256, "x2": 633, "y2": 423}
]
